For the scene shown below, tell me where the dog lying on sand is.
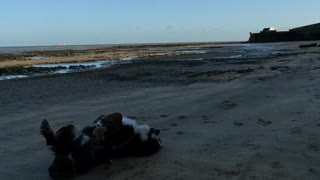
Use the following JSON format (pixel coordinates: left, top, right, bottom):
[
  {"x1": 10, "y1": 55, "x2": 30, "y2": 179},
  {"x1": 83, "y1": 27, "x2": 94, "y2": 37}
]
[
  {"x1": 89, "y1": 113, "x2": 161, "y2": 157},
  {"x1": 40, "y1": 113, "x2": 162, "y2": 178}
]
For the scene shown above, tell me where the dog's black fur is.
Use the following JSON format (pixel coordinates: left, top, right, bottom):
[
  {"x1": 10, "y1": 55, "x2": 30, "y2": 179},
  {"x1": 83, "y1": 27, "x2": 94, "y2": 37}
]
[
  {"x1": 45, "y1": 124, "x2": 110, "y2": 179},
  {"x1": 41, "y1": 114, "x2": 162, "y2": 179},
  {"x1": 48, "y1": 155, "x2": 75, "y2": 178},
  {"x1": 111, "y1": 127, "x2": 162, "y2": 157}
]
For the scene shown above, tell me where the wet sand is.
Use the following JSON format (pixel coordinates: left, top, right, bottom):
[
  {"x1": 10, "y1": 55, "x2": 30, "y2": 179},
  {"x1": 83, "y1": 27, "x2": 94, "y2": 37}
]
[{"x1": 1, "y1": 42, "x2": 320, "y2": 179}]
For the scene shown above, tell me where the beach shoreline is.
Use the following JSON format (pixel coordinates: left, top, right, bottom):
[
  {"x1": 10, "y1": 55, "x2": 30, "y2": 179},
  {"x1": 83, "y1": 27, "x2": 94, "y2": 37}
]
[
  {"x1": 0, "y1": 42, "x2": 231, "y2": 80},
  {"x1": 0, "y1": 42, "x2": 229, "y2": 68},
  {"x1": 1, "y1": 42, "x2": 320, "y2": 179}
]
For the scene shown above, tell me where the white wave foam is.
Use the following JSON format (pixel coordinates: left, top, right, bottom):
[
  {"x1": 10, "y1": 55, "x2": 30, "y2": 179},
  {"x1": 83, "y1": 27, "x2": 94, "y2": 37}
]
[{"x1": 0, "y1": 75, "x2": 29, "y2": 80}]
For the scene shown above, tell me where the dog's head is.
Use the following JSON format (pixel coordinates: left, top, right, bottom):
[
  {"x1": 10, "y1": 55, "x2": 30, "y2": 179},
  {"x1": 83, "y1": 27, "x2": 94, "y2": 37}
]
[
  {"x1": 40, "y1": 119, "x2": 81, "y2": 155},
  {"x1": 132, "y1": 129, "x2": 162, "y2": 157}
]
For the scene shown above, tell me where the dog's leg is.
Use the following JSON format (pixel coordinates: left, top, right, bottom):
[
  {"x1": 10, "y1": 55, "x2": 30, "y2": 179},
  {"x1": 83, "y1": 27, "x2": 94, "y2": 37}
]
[
  {"x1": 40, "y1": 119, "x2": 55, "y2": 145},
  {"x1": 48, "y1": 155, "x2": 76, "y2": 178}
]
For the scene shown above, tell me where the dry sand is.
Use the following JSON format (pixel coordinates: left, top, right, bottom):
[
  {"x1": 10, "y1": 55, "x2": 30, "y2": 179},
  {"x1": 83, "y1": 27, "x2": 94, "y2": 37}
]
[{"x1": 1, "y1": 43, "x2": 320, "y2": 179}]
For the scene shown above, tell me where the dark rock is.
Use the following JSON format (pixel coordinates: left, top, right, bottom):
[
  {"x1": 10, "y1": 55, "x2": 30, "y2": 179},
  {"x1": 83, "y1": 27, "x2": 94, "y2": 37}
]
[
  {"x1": 270, "y1": 66, "x2": 290, "y2": 72},
  {"x1": 0, "y1": 65, "x2": 68, "y2": 76},
  {"x1": 234, "y1": 122, "x2": 244, "y2": 126},
  {"x1": 234, "y1": 68, "x2": 254, "y2": 74},
  {"x1": 170, "y1": 123, "x2": 178, "y2": 126},
  {"x1": 222, "y1": 101, "x2": 238, "y2": 110},
  {"x1": 69, "y1": 65, "x2": 96, "y2": 70},
  {"x1": 257, "y1": 119, "x2": 272, "y2": 126},
  {"x1": 299, "y1": 43, "x2": 317, "y2": 48},
  {"x1": 177, "y1": 116, "x2": 187, "y2": 119}
]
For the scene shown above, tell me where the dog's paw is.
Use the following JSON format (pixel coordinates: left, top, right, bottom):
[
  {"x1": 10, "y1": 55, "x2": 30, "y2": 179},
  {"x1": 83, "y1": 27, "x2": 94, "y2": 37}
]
[{"x1": 40, "y1": 119, "x2": 53, "y2": 135}]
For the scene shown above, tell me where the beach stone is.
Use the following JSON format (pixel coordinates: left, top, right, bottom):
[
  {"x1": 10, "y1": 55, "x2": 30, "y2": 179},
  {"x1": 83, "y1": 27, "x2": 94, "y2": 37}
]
[
  {"x1": 257, "y1": 119, "x2": 272, "y2": 126},
  {"x1": 69, "y1": 65, "x2": 96, "y2": 70},
  {"x1": 299, "y1": 43, "x2": 317, "y2": 48}
]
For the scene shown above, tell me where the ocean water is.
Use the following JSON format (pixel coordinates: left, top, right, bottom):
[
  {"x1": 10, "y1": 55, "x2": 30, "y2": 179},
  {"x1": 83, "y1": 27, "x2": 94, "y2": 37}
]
[
  {"x1": 0, "y1": 42, "x2": 207, "y2": 54},
  {"x1": 0, "y1": 44, "x2": 117, "y2": 54}
]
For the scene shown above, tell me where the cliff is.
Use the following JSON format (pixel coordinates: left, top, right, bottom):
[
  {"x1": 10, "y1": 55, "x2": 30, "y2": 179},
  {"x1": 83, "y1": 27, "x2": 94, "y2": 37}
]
[{"x1": 249, "y1": 23, "x2": 320, "y2": 43}]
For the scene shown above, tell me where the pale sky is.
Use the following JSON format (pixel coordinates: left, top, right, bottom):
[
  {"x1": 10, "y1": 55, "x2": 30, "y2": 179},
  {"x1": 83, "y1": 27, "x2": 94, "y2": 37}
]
[{"x1": 1, "y1": 0, "x2": 319, "y2": 46}]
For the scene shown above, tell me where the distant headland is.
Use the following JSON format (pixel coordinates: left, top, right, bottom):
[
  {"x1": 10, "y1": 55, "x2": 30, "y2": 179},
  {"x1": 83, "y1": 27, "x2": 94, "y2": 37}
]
[{"x1": 249, "y1": 23, "x2": 320, "y2": 43}]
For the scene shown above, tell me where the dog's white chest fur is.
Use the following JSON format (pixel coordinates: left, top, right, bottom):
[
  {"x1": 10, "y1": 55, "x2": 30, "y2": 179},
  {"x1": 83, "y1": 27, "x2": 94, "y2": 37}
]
[{"x1": 122, "y1": 117, "x2": 150, "y2": 142}]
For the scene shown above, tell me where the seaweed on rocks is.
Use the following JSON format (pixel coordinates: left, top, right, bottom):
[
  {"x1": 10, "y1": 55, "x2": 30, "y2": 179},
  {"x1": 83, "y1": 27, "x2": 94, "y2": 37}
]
[{"x1": 0, "y1": 65, "x2": 67, "y2": 76}]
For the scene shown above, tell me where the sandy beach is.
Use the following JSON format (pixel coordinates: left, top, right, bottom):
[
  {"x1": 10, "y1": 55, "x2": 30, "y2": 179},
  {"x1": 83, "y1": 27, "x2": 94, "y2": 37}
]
[{"x1": 1, "y1": 42, "x2": 320, "y2": 180}]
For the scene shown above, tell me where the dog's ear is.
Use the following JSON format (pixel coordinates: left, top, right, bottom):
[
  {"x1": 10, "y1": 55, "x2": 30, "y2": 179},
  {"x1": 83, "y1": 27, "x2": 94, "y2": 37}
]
[
  {"x1": 40, "y1": 119, "x2": 56, "y2": 145},
  {"x1": 104, "y1": 113, "x2": 123, "y2": 127},
  {"x1": 105, "y1": 113, "x2": 123, "y2": 121}
]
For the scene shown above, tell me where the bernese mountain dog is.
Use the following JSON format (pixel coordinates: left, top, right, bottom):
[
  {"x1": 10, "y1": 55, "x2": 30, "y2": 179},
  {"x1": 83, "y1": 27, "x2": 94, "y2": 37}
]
[{"x1": 40, "y1": 113, "x2": 162, "y2": 178}]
